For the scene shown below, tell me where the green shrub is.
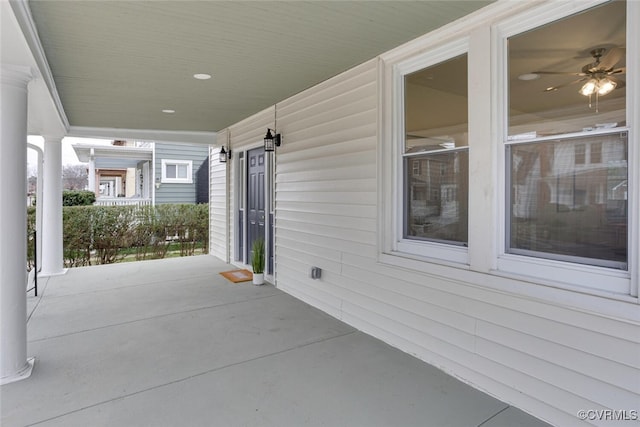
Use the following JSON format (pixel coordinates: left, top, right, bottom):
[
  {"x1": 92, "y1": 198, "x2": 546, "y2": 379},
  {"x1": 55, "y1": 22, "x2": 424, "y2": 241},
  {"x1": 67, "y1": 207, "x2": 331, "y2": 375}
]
[
  {"x1": 55, "y1": 203, "x2": 208, "y2": 267},
  {"x1": 63, "y1": 190, "x2": 96, "y2": 206},
  {"x1": 27, "y1": 207, "x2": 36, "y2": 271},
  {"x1": 63, "y1": 206, "x2": 93, "y2": 267},
  {"x1": 92, "y1": 206, "x2": 136, "y2": 264},
  {"x1": 193, "y1": 203, "x2": 209, "y2": 254},
  {"x1": 130, "y1": 206, "x2": 155, "y2": 260}
]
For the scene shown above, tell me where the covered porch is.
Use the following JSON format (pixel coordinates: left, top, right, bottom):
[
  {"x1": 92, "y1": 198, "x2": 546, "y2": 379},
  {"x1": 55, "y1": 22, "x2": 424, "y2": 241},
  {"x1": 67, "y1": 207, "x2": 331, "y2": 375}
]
[
  {"x1": 72, "y1": 143, "x2": 154, "y2": 205},
  {"x1": 2, "y1": 256, "x2": 547, "y2": 427}
]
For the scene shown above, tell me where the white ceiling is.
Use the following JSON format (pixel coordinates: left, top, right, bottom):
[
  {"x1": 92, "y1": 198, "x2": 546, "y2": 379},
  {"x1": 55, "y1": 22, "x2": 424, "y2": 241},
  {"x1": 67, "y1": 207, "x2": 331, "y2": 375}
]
[
  {"x1": 23, "y1": 1, "x2": 493, "y2": 133},
  {"x1": 508, "y1": 0, "x2": 626, "y2": 116},
  {"x1": 404, "y1": 0, "x2": 626, "y2": 137}
]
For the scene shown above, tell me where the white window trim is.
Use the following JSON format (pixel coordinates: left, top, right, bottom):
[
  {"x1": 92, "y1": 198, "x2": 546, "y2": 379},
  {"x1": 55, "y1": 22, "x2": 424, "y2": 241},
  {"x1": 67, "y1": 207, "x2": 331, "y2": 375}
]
[
  {"x1": 384, "y1": 37, "x2": 470, "y2": 266},
  {"x1": 161, "y1": 159, "x2": 193, "y2": 184},
  {"x1": 493, "y1": 0, "x2": 638, "y2": 297},
  {"x1": 375, "y1": 0, "x2": 639, "y2": 301}
]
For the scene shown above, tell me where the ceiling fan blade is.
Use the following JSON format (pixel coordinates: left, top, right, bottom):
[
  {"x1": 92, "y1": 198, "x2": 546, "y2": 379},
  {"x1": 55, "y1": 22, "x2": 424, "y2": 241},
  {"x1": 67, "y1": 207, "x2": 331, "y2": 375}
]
[
  {"x1": 608, "y1": 67, "x2": 626, "y2": 75},
  {"x1": 599, "y1": 47, "x2": 625, "y2": 70},
  {"x1": 533, "y1": 71, "x2": 585, "y2": 76},
  {"x1": 543, "y1": 78, "x2": 586, "y2": 92}
]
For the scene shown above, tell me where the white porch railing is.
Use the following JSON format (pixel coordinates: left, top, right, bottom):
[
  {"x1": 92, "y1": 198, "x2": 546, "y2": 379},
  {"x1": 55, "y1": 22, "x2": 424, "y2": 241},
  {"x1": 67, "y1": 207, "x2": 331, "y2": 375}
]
[{"x1": 94, "y1": 198, "x2": 152, "y2": 207}]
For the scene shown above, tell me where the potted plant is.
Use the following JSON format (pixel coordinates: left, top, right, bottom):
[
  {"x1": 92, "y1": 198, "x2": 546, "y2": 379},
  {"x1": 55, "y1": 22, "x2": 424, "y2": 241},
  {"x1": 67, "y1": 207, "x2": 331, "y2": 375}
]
[{"x1": 251, "y1": 237, "x2": 265, "y2": 285}]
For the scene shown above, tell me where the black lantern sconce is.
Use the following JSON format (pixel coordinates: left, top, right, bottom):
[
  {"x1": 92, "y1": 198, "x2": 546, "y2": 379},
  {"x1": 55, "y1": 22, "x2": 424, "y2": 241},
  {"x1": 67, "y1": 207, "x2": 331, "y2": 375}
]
[
  {"x1": 219, "y1": 146, "x2": 231, "y2": 163},
  {"x1": 264, "y1": 128, "x2": 281, "y2": 152}
]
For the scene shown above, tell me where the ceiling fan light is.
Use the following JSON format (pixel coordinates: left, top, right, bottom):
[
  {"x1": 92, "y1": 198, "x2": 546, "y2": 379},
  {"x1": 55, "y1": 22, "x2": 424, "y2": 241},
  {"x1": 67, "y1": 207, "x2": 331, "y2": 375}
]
[
  {"x1": 579, "y1": 79, "x2": 598, "y2": 96},
  {"x1": 597, "y1": 78, "x2": 617, "y2": 95}
]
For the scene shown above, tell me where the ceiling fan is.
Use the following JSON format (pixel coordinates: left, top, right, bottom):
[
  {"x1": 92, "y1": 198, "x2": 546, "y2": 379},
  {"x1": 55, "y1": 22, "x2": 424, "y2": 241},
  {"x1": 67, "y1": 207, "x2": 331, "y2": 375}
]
[{"x1": 532, "y1": 47, "x2": 626, "y2": 97}]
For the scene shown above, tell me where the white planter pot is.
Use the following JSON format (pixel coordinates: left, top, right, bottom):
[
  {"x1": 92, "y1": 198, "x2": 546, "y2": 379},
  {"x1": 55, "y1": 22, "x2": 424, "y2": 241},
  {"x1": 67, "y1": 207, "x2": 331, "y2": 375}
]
[{"x1": 253, "y1": 273, "x2": 264, "y2": 286}]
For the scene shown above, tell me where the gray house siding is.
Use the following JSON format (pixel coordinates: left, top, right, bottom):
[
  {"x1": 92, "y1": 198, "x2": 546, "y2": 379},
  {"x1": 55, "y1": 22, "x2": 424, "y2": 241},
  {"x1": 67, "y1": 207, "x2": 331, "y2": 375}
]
[{"x1": 155, "y1": 142, "x2": 209, "y2": 205}]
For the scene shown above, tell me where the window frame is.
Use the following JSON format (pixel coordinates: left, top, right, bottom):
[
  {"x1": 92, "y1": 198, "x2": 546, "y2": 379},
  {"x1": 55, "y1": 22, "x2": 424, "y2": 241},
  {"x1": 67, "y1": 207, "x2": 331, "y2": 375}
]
[
  {"x1": 390, "y1": 37, "x2": 470, "y2": 265},
  {"x1": 494, "y1": 0, "x2": 638, "y2": 296},
  {"x1": 504, "y1": 130, "x2": 629, "y2": 270},
  {"x1": 161, "y1": 159, "x2": 193, "y2": 184},
  {"x1": 378, "y1": 0, "x2": 638, "y2": 300}
]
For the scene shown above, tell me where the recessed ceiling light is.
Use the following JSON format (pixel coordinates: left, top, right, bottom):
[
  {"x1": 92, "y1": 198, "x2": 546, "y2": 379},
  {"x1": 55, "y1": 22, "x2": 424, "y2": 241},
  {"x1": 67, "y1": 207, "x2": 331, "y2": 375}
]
[
  {"x1": 193, "y1": 73, "x2": 212, "y2": 80},
  {"x1": 518, "y1": 73, "x2": 540, "y2": 81},
  {"x1": 162, "y1": 109, "x2": 175, "y2": 114}
]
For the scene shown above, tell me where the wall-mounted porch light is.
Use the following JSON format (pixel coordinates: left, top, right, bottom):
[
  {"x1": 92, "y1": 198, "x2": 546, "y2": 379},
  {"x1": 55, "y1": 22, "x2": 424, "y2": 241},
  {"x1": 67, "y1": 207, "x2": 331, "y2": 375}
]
[
  {"x1": 219, "y1": 146, "x2": 231, "y2": 163},
  {"x1": 264, "y1": 128, "x2": 281, "y2": 152},
  {"x1": 155, "y1": 178, "x2": 161, "y2": 189}
]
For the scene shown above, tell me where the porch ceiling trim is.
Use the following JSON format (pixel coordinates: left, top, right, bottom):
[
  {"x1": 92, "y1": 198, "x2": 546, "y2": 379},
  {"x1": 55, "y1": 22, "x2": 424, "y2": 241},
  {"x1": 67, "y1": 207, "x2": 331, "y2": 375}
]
[
  {"x1": 9, "y1": 0, "x2": 69, "y2": 131},
  {"x1": 72, "y1": 144, "x2": 153, "y2": 163},
  {"x1": 68, "y1": 126, "x2": 216, "y2": 146}
]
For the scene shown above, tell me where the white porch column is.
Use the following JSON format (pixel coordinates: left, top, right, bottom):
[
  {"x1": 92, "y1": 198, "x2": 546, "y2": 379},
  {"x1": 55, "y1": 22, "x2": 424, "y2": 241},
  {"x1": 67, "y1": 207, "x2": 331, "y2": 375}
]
[
  {"x1": 41, "y1": 136, "x2": 65, "y2": 276},
  {"x1": 88, "y1": 148, "x2": 96, "y2": 193},
  {"x1": 0, "y1": 65, "x2": 35, "y2": 384}
]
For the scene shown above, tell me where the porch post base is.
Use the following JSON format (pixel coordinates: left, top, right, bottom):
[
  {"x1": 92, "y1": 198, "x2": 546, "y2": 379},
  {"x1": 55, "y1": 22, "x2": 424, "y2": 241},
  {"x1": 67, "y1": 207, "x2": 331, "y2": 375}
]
[
  {"x1": 0, "y1": 357, "x2": 35, "y2": 386},
  {"x1": 38, "y1": 268, "x2": 68, "y2": 278}
]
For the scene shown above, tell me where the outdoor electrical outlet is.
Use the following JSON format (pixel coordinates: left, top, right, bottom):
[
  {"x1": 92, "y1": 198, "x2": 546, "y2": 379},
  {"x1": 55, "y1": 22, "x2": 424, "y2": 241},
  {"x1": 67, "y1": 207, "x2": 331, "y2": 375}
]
[{"x1": 310, "y1": 267, "x2": 322, "y2": 280}]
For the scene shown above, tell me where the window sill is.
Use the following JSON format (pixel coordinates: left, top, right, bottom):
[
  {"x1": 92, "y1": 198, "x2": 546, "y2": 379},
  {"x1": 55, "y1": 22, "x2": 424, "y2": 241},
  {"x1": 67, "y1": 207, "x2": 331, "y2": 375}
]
[
  {"x1": 396, "y1": 239, "x2": 469, "y2": 265},
  {"x1": 160, "y1": 179, "x2": 192, "y2": 184},
  {"x1": 497, "y1": 253, "x2": 630, "y2": 295}
]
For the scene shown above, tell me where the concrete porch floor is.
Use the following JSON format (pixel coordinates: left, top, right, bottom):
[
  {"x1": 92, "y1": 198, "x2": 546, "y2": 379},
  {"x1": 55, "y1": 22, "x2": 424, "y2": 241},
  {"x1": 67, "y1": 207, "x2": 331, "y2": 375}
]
[{"x1": 2, "y1": 256, "x2": 550, "y2": 427}]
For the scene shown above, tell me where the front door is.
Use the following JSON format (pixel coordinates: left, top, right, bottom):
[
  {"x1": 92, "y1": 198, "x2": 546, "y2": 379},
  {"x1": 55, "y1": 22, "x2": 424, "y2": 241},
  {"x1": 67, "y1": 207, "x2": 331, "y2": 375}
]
[{"x1": 247, "y1": 147, "x2": 265, "y2": 266}]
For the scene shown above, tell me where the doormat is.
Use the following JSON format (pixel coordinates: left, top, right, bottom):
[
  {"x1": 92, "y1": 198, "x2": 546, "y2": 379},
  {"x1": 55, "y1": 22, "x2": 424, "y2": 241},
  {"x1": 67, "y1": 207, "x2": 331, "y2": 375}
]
[{"x1": 220, "y1": 269, "x2": 253, "y2": 283}]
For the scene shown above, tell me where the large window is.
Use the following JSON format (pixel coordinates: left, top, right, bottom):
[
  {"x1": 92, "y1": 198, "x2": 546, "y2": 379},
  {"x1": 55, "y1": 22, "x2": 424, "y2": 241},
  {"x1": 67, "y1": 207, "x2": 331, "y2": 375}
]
[
  {"x1": 508, "y1": 132, "x2": 627, "y2": 269},
  {"x1": 502, "y1": 0, "x2": 631, "y2": 290},
  {"x1": 381, "y1": 0, "x2": 635, "y2": 295},
  {"x1": 507, "y1": 1, "x2": 626, "y2": 138},
  {"x1": 402, "y1": 52, "x2": 469, "y2": 253}
]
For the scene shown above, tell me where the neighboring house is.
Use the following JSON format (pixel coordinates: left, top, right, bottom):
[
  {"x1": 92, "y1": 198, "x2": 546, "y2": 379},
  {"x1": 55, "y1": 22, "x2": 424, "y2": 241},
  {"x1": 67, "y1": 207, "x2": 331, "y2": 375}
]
[
  {"x1": 154, "y1": 142, "x2": 209, "y2": 205},
  {"x1": 72, "y1": 140, "x2": 209, "y2": 205},
  {"x1": 208, "y1": 2, "x2": 639, "y2": 426}
]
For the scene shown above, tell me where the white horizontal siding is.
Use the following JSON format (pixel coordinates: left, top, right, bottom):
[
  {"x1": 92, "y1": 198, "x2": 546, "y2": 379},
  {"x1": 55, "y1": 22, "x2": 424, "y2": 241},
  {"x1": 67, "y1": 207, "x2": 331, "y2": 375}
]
[
  {"x1": 477, "y1": 323, "x2": 639, "y2": 398},
  {"x1": 209, "y1": 132, "x2": 228, "y2": 261},
  {"x1": 277, "y1": 200, "x2": 376, "y2": 219},
  {"x1": 277, "y1": 210, "x2": 376, "y2": 232},
  {"x1": 276, "y1": 265, "x2": 344, "y2": 321},
  {"x1": 265, "y1": 56, "x2": 640, "y2": 427},
  {"x1": 228, "y1": 107, "x2": 275, "y2": 149},
  {"x1": 212, "y1": 13, "x2": 640, "y2": 423},
  {"x1": 339, "y1": 255, "x2": 640, "y2": 420},
  {"x1": 275, "y1": 59, "x2": 378, "y2": 295}
]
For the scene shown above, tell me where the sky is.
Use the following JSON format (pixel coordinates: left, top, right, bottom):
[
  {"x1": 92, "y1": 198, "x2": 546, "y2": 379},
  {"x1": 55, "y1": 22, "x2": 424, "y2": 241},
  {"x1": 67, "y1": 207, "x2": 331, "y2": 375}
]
[{"x1": 27, "y1": 136, "x2": 113, "y2": 175}]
